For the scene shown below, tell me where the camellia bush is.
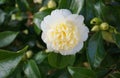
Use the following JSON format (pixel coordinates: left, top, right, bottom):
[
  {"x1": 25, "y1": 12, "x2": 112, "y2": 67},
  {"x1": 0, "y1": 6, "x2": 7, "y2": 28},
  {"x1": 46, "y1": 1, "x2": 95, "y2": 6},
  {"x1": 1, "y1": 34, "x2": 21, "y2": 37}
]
[{"x1": 0, "y1": 0, "x2": 120, "y2": 78}]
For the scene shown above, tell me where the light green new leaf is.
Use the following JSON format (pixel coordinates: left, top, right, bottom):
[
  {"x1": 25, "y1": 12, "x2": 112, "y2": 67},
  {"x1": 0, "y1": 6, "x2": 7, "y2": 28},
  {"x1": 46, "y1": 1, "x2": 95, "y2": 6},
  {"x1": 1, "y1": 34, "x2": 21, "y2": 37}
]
[
  {"x1": 68, "y1": 67, "x2": 96, "y2": 78},
  {"x1": 0, "y1": 46, "x2": 28, "y2": 78},
  {"x1": 0, "y1": 31, "x2": 19, "y2": 48},
  {"x1": 48, "y1": 52, "x2": 75, "y2": 69},
  {"x1": 87, "y1": 32, "x2": 106, "y2": 68},
  {"x1": 24, "y1": 60, "x2": 41, "y2": 78}
]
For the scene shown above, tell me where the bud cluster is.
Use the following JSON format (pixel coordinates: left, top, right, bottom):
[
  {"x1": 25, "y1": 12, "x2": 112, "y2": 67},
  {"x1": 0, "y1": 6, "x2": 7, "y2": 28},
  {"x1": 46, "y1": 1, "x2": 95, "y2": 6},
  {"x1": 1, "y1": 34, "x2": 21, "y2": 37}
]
[{"x1": 91, "y1": 17, "x2": 110, "y2": 32}]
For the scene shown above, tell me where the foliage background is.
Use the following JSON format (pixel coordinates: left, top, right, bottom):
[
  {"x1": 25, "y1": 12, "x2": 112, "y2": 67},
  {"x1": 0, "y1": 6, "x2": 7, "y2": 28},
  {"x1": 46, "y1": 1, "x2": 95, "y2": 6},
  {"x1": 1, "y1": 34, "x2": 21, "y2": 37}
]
[{"x1": 0, "y1": 0, "x2": 120, "y2": 78}]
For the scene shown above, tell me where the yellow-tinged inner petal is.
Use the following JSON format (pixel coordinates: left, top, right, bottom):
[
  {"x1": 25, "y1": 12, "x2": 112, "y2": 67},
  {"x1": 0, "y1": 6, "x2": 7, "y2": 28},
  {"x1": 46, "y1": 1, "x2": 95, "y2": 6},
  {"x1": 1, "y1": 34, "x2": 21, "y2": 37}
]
[{"x1": 47, "y1": 23, "x2": 79, "y2": 51}]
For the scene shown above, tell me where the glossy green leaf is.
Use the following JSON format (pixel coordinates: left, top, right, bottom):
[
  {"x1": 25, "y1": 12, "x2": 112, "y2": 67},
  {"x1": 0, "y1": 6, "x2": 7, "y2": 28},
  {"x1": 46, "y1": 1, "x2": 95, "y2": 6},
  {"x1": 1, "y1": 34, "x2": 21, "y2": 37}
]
[
  {"x1": 24, "y1": 60, "x2": 41, "y2": 78},
  {"x1": 0, "y1": 9, "x2": 6, "y2": 25},
  {"x1": 34, "y1": 25, "x2": 41, "y2": 35},
  {"x1": 0, "y1": 46, "x2": 28, "y2": 78},
  {"x1": 113, "y1": 33, "x2": 120, "y2": 48},
  {"x1": 58, "y1": 0, "x2": 72, "y2": 9},
  {"x1": 0, "y1": 31, "x2": 19, "y2": 47},
  {"x1": 87, "y1": 32, "x2": 106, "y2": 68},
  {"x1": 33, "y1": 9, "x2": 53, "y2": 28},
  {"x1": 16, "y1": 0, "x2": 29, "y2": 12},
  {"x1": 70, "y1": 0, "x2": 84, "y2": 14},
  {"x1": 68, "y1": 67, "x2": 96, "y2": 78},
  {"x1": 48, "y1": 53, "x2": 75, "y2": 69},
  {"x1": 34, "y1": 51, "x2": 47, "y2": 64}
]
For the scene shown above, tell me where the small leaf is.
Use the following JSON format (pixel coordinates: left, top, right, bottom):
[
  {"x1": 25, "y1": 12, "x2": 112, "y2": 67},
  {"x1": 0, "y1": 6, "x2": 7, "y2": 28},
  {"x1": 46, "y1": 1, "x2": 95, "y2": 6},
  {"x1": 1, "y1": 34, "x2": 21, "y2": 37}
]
[
  {"x1": 24, "y1": 60, "x2": 41, "y2": 78},
  {"x1": 68, "y1": 67, "x2": 96, "y2": 78},
  {"x1": 70, "y1": 0, "x2": 84, "y2": 14},
  {"x1": 87, "y1": 32, "x2": 106, "y2": 68},
  {"x1": 0, "y1": 31, "x2": 19, "y2": 47},
  {"x1": 0, "y1": 46, "x2": 28, "y2": 78},
  {"x1": 33, "y1": 9, "x2": 53, "y2": 28},
  {"x1": 48, "y1": 52, "x2": 75, "y2": 69}
]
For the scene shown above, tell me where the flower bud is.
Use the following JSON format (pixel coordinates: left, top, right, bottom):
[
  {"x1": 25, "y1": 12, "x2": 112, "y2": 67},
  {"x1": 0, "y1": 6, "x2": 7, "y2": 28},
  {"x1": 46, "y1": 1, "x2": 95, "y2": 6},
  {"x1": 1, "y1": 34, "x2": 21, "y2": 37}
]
[
  {"x1": 33, "y1": 0, "x2": 42, "y2": 4},
  {"x1": 39, "y1": 6, "x2": 47, "y2": 12},
  {"x1": 26, "y1": 50, "x2": 33, "y2": 59},
  {"x1": 102, "y1": 31, "x2": 115, "y2": 43},
  {"x1": 91, "y1": 25, "x2": 100, "y2": 32},
  {"x1": 90, "y1": 17, "x2": 102, "y2": 25},
  {"x1": 100, "y1": 22, "x2": 109, "y2": 30},
  {"x1": 47, "y1": 0, "x2": 56, "y2": 8}
]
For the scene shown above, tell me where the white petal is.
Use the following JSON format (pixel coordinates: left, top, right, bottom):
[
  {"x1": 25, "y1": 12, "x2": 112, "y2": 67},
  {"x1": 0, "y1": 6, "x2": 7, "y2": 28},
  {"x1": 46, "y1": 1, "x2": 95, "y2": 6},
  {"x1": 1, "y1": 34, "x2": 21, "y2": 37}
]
[
  {"x1": 59, "y1": 42, "x2": 83, "y2": 55},
  {"x1": 66, "y1": 14, "x2": 84, "y2": 26},
  {"x1": 78, "y1": 25, "x2": 89, "y2": 41},
  {"x1": 51, "y1": 9, "x2": 72, "y2": 17}
]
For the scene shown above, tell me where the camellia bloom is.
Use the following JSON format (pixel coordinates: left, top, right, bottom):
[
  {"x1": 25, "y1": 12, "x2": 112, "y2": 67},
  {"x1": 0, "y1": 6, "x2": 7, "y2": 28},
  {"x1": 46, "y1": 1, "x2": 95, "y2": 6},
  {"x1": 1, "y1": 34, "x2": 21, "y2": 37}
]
[{"x1": 40, "y1": 9, "x2": 89, "y2": 55}]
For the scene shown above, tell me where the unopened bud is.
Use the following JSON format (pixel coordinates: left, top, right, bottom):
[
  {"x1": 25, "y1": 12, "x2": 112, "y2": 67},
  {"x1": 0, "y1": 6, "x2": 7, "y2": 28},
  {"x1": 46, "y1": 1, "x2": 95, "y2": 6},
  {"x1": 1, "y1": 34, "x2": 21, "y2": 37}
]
[
  {"x1": 90, "y1": 17, "x2": 102, "y2": 25},
  {"x1": 102, "y1": 31, "x2": 115, "y2": 43},
  {"x1": 39, "y1": 6, "x2": 47, "y2": 12},
  {"x1": 11, "y1": 14, "x2": 16, "y2": 20},
  {"x1": 26, "y1": 50, "x2": 33, "y2": 59},
  {"x1": 15, "y1": 4, "x2": 18, "y2": 8},
  {"x1": 33, "y1": 0, "x2": 42, "y2": 4},
  {"x1": 100, "y1": 22, "x2": 109, "y2": 30},
  {"x1": 91, "y1": 25, "x2": 100, "y2": 32},
  {"x1": 47, "y1": 0, "x2": 56, "y2": 8}
]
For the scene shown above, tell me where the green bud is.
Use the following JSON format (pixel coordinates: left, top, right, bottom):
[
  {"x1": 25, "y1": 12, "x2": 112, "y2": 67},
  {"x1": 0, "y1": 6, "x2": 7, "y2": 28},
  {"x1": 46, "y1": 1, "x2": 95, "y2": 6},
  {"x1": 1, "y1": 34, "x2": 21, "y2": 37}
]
[
  {"x1": 47, "y1": 0, "x2": 56, "y2": 8},
  {"x1": 90, "y1": 17, "x2": 102, "y2": 25},
  {"x1": 33, "y1": 0, "x2": 42, "y2": 4},
  {"x1": 39, "y1": 6, "x2": 47, "y2": 12},
  {"x1": 102, "y1": 31, "x2": 115, "y2": 43},
  {"x1": 109, "y1": 26, "x2": 117, "y2": 34},
  {"x1": 100, "y1": 22, "x2": 109, "y2": 30},
  {"x1": 91, "y1": 25, "x2": 100, "y2": 32},
  {"x1": 26, "y1": 50, "x2": 33, "y2": 59}
]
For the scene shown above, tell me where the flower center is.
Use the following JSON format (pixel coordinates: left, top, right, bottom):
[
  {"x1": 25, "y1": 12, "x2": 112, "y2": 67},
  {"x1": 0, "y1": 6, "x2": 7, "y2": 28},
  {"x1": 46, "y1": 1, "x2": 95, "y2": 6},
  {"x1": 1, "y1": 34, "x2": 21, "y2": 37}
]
[{"x1": 47, "y1": 23, "x2": 79, "y2": 51}]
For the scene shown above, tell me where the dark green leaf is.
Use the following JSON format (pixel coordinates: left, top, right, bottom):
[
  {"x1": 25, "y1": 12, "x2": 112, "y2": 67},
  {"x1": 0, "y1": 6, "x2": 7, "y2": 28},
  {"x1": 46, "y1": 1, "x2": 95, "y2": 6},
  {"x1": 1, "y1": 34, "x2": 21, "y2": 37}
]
[
  {"x1": 33, "y1": 9, "x2": 53, "y2": 28},
  {"x1": 58, "y1": 0, "x2": 72, "y2": 9},
  {"x1": 87, "y1": 32, "x2": 106, "y2": 68},
  {"x1": 68, "y1": 67, "x2": 96, "y2": 78},
  {"x1": 0, "y1": 9, "x2": 6, "y2": 25},
  {"x1": 48, "y1": 52, "x2": 75, "y2": 69},
  {"x1": 34, "y1": 51, "x2": 47, "y2": 64},
  {"x1": 70, "y1": 0, "x2": 84, "y2": 14},
  {"x1": 113, "y1": 33, "x2": 120, "y2": 48},
  {"x1": 24, "y1": 60, "x2": 41, "y2": 78},
  {"x1": 16, "y1": 0, "x2": 29, "y2": 12},
  {"x1": 34, "y1": 25, "x2": 41, "y2": 35},
  {"x1": 0, "y1": 31, "x2": 19, "y2": 47},
  {"x1": 0, "y1": 46, "x2": 28, "y2": 78}
]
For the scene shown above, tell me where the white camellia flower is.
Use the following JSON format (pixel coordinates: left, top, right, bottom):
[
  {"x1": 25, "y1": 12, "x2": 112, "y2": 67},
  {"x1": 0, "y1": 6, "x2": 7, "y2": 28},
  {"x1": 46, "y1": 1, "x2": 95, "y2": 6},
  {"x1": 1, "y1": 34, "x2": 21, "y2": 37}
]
[{"x1": 40, "y1": 9, "x2": 89, "y2": 55}]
